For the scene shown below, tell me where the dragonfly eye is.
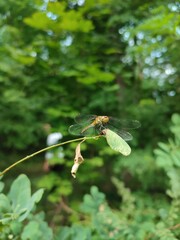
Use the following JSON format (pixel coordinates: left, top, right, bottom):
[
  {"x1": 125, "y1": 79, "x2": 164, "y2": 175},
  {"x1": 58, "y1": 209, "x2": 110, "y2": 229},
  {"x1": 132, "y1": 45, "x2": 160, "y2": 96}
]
[{"x1": 102, "y1": 116, "x2": 109, "y2": 123}]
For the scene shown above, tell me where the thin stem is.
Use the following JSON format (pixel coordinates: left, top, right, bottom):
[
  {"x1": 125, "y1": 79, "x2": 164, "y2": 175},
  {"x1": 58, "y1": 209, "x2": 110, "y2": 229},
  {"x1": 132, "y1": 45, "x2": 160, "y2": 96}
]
[{"x1": 0, "y1": 136, "x2": 100, "y2": 176}]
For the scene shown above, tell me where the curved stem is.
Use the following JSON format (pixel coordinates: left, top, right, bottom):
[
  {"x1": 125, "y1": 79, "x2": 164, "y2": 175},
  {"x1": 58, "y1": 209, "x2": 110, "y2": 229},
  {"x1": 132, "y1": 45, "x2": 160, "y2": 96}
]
[{"x1": 0, "y1": 136, "x2": 100, "y2": 177}]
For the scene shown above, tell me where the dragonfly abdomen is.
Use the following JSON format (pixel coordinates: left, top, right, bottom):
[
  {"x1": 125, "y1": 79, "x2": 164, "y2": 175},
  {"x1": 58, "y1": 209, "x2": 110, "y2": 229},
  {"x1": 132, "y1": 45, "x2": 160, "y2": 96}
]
[{"x1": 81, "y1": 122, "x2": 95, "y2": 133}]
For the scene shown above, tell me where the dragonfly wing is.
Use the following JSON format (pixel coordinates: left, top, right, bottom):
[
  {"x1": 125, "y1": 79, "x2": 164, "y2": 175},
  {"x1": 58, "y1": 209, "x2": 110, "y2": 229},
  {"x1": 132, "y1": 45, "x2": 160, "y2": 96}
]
[
  {"x1": 108, "y1": 126, "x2": 133, "y2": 141},
  {"x1": 74, "y1": 114, "x2": 97, "y2": 124},
  {"x1": 116, "y1": 129, "x2": 133, "y2": 141},
  {"x1": 69, "y1": 124, "x2": 97, "y2": 136},
  {"x1": 109, "y1": 117, "x2": 141, "y2": 130},
  {"x1": 69, "y1": 124, "x2": 84, "y2": 136}
]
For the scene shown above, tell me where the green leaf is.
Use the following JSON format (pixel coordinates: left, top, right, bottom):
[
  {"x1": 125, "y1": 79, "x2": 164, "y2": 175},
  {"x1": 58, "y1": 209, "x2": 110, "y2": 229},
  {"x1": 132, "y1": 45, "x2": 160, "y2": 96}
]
[
  {"x1": 54, "y1": 227, "x2": 72, "y2": 240},
  {"x1": 31, "y1": 189, "x2": 44, "y2": 204},
  {"x1": 80, "y1": 186, "x2": 105, "y2": 214},
  {"x1": 24, "y1": 12, "x2": 52, "y2": 30},
  {"x1": 71, "y1": 225, "x2": 91, "y2": 240},
  {"x1": 55, "y1": 225, "x2": 91, "y2": 240},
  {"x1": 171, "y1": 113, "x2": 180, "y2": 126},
  {"x1": 158, "y1": 142, "x2": 170, "y2": 153},
  {"x1": 21, "y1": 221, "x2": 41, "y2": 240},
  {"x1": 8, "y1": 174, "x2": 31, "y2": 212},
  {"x1": 0, "y1": 181, "x2": 4, "y2": 192},
  {"x1": 0, "y1": 193, "x2": 11, "y2": 212},
  {"x1": 105, "y1": 129, "x2": 131, "y2": 156},
  {"x1": 18, "y1": 189, "x2": 44, "y2": 222},
  {"x1": 8, "y1": 174, "x2": 44, "y2": 221},
  {"x1": 167, "y1": 169, "x2": 180, "y2": 199},
  {"x1": 10, "y1": 221, "x2": 22, "y2": 235},
  {"x1": 171, "y1": 152, "x2": 180, "y2": 167},
  {"x1": 21, "y1": 214, "x2": 53, "y2": 240}
]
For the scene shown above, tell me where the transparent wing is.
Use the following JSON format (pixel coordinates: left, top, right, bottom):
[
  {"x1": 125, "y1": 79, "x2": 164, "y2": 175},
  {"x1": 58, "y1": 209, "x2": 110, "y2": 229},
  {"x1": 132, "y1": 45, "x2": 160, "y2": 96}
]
[
  {"x1": 69, "y1": 124, "x2": 83, "y2": 135},
  {"x1": 105, "y1": 124, "x2": 133, "y2": 141},
  {"x1": 108, "y1": 117, "x2": 141, "y2": 130},
  {"x1": 108, "y1": 126, "x2": 133, "y2": 141},
  {"x1": 69, "y1": 124, "x2": 97, "y2": 136},
  {"x1": 74, "y1": 114, "x2": 97, "y2": 124},
  {"x1": 117, "y1": 130, "x2": 133, "y2": 141}
]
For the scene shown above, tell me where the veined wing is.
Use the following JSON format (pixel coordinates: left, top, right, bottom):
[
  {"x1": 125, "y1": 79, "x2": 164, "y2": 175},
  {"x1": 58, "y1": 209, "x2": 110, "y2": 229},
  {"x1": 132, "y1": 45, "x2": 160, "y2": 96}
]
[
  {"x1": 107, "y1": 126, "x2": 133, "y2": 141},
  {"x1": 74, "y1": 114, "x2": 97, "y2": 124},
  {"x1": 69, "y1": 124, "x2": 97, "y2": 136},
  {"x1": 108, "y1": 117, "x2": 141, "y2": 130},
  {"x1": 117, "y1": 130, "x2": 133, "y2": 141}
]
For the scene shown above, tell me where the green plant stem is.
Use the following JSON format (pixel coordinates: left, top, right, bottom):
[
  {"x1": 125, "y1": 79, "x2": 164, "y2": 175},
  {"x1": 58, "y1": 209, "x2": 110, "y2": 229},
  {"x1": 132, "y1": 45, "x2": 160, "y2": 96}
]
[{"x1": 0, "y1": 136, "x2": 99, "y2": 176}]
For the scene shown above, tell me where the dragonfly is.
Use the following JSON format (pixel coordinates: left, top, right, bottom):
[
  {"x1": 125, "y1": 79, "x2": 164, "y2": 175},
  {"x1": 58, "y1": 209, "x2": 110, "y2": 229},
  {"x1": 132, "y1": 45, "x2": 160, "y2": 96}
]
[{"x1": 69, "y1": 114, "x2": 141, "y2": 141}]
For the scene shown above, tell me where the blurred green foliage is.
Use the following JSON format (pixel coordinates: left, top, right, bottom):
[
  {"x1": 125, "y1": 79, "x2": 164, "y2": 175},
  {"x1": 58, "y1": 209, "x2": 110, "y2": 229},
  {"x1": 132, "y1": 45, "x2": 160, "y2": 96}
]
[
  {"x1": 0, "y1": 0, "x2": 180, "y2": 239},
  {"x1": 0, "y1": 174, "x2": 53, "y2": 239}
]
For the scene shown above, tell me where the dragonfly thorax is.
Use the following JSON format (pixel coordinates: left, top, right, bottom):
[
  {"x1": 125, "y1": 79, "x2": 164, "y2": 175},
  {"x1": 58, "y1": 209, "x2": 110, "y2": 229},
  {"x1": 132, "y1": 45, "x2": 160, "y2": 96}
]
[{"x1": 94, "y1": 116, "x2": 109, "y2": 125}]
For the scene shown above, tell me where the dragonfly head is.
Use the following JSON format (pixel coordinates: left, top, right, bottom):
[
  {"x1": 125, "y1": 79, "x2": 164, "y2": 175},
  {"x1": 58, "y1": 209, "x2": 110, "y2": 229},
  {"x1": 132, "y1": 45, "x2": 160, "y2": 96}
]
[{"x1": 102, "y1": 116, "x2": 109, "y2": 123}]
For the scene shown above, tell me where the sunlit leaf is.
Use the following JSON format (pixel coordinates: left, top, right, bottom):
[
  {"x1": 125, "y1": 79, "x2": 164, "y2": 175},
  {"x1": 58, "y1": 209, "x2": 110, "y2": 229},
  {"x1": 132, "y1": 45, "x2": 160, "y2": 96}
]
[{"x1": 105, "y1": 129, "x2": 131, "y2": 156}]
